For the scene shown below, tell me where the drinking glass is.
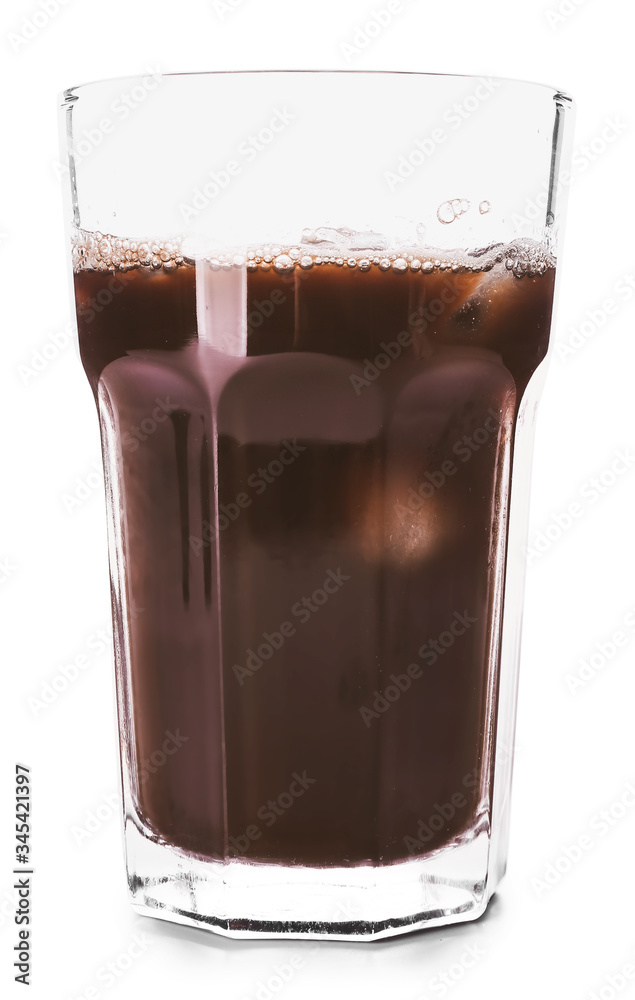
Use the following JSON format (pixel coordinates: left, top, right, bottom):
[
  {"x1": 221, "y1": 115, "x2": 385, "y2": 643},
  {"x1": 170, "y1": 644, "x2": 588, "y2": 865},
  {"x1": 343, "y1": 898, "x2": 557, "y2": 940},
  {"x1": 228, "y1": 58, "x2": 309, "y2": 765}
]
[{"x1": 60, "y1": 70, "x2": 574, "y2": 940}]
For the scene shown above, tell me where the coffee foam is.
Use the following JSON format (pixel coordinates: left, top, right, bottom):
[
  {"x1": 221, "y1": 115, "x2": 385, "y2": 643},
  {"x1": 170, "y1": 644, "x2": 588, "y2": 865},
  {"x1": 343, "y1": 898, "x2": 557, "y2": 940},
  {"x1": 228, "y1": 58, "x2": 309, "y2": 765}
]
[{"x1": 71, "y1": 228, "x2": 555, "y2": 279}]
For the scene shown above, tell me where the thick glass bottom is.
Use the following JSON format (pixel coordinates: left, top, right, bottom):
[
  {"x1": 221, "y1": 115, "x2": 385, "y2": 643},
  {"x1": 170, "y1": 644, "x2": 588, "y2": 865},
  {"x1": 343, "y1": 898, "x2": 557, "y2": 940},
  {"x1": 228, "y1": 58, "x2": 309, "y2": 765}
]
[{"x1": 125, "y1": 815, "x2": 495, "y2": 941}]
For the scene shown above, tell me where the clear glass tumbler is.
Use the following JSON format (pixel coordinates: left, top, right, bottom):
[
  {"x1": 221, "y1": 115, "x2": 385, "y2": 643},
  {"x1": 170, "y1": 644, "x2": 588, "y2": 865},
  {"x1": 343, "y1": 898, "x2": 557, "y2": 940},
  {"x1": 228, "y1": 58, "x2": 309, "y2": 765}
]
[{"x1": 60, "y1": 70, "x2": 574, "y2": 940}]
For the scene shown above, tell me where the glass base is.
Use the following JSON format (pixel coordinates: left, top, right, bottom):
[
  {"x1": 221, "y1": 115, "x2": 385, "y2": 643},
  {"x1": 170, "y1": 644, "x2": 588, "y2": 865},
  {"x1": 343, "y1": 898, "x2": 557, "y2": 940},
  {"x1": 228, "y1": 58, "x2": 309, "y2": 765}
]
[{"x1": 125, "y1": 816, "x2": 495, "y2": 941}]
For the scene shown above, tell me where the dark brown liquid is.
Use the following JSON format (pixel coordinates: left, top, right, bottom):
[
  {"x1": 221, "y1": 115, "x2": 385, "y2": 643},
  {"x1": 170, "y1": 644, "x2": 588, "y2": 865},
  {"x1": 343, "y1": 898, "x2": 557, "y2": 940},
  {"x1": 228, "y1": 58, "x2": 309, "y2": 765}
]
[{"x1": 75, "y1": 242, "x2": 554, "y2": 866}]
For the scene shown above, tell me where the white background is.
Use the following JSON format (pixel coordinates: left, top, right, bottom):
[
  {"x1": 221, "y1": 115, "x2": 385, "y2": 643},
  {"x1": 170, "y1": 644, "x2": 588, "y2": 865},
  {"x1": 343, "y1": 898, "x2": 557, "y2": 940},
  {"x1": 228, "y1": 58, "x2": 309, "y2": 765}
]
[{"x1": 1, "y1": 1, "x2": 634, "y2": 998}]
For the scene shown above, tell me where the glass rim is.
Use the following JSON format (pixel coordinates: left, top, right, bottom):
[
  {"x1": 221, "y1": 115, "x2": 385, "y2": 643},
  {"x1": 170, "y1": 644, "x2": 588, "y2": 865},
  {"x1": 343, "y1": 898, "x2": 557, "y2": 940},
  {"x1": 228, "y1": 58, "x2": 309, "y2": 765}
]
[{"x1": 60, "y1": 69, "x2": 573, "y2": 106}]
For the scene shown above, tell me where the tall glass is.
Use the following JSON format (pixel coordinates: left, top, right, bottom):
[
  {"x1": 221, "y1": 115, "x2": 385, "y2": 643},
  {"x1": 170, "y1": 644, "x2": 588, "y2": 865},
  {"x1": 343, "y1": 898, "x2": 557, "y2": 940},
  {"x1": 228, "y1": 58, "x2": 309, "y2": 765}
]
[{"x1": 60, "y1": 71, "x2": 573, "y2": 940}]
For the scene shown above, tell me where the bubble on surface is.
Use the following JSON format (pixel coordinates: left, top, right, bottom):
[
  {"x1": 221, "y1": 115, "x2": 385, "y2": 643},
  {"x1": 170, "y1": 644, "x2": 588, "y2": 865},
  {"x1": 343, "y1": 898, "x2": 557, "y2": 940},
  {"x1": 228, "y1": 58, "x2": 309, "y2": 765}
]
[
  {"x1": 71, "y1": 228, "x2": 555, "y2": 279},
  {"x1": 504, "y1": 238, "x2": 554, "y2": 277},
  {"x1": 273, "y1": 254, "x2": 294, "y2": 273}
]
